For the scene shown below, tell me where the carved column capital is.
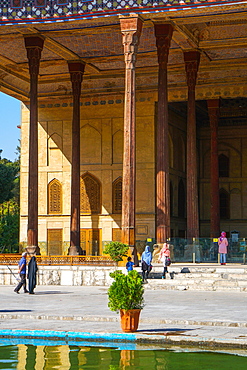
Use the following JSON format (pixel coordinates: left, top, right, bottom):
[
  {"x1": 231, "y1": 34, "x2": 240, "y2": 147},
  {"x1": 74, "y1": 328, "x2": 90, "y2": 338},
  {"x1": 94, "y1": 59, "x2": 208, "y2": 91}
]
[
  {"x1": 154, "y1": 24, "x2": 173, "y2": 69},
  {"x1": 120, "y1": 15, "x2": 143, "y2": 70},
  {"x1": 184, "y1": 51, "x2": 201, "y2": 91},
  {"x1": 24, "y1": 36, "x2": 44, "y2": 77},
  {"x1": 68, "y1": 61, "x2": 85, "y2": 97}
]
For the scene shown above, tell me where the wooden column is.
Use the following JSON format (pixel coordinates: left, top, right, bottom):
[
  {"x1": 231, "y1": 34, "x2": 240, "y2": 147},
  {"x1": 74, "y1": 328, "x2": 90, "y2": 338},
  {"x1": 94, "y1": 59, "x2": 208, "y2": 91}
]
[
  {"x1": 24, "y1": 36, "x2": 44, "y2": 249},
  {"x1": 120, "y1": 15, "x2": 143, "y2": 250},
  {"x1": 184, "y1": 51, "x2": 200, "y2": 240},
  {"x1": 154, "y1": 23, "x2": 173, "y2": 244},
  {"x1": 208, "y1": 99, "x2": 220, "y2": 238},
  {"x1": 68, "y1": 61, "x2": 85, "y2": 255}
]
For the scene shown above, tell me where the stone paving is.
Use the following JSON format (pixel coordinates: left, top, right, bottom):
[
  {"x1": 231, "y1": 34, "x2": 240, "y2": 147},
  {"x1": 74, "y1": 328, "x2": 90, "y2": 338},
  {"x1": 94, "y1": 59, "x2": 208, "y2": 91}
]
[{"x1": 1, "y1": 284, "x2": 247, "y2": 349}]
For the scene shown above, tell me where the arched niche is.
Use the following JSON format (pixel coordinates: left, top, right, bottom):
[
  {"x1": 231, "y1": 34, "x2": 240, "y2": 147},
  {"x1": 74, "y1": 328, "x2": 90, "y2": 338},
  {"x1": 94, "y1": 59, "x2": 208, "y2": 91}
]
[
  {"x1": 219, "y1": 188, "x2": 230, "y2": 219},
  {"x1": 48, "y1": 179, "x2": 62, "y2": 214},
  {"x1": 112, "y1": 130, "x2": 123, "y2": 164},
  {"x1": 80, "y1": 173, "x2": 101, "y2": 214},
  {"x1": 112, "y1": 177, "x2": 122, "y2": 214},
  {"x1": 80, "y1": 124, "x2": 102, "y2": 164},
  {"x1": 47, "y1": 132, "x2": 63, "y2": 166}
]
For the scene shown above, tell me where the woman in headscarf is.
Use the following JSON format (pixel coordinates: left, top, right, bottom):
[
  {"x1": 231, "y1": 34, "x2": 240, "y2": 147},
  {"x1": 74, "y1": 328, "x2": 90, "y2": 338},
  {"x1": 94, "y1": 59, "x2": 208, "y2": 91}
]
[
  {"x1": 159, "y1": 243, "x2": 171, "y2": 279},
  {"x1": 27, "y1": 256, "x2": 38, "y2": 294},
  {"x1": 141, "y1": 245, "x2": 152, "y2": 283},
  {"x1": 218, "y1": 231, "x2": 228, "y2": 265}
]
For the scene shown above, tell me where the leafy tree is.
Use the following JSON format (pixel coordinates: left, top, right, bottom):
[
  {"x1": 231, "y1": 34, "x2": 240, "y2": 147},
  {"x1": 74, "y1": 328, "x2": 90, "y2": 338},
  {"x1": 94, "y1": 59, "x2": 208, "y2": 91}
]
[
  {"x1": 0, "y1": 148, "x2": 20, "y2": 253},
  {"x1": 0, "y1": 149, "x2": 19, "y2": 204},
  {"x1": 103, "y1": 241, "x2": 129, "y2": 262},
  {"x1": 0, "y1": 201, "x2": 19, "y2": 253}
]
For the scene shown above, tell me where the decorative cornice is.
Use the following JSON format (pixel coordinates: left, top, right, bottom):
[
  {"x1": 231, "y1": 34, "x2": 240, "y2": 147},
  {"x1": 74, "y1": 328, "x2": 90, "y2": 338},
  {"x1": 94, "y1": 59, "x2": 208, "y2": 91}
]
[{"x1": 0, "y1": 1, "x2": 244, "y2": 26}]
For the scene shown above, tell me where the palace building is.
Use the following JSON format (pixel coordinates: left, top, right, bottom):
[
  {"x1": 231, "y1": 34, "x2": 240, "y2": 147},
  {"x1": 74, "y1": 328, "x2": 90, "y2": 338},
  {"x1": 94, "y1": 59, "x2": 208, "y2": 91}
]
[{"x1": 1, "y1": 0, "x2": 247, "y2": 255}]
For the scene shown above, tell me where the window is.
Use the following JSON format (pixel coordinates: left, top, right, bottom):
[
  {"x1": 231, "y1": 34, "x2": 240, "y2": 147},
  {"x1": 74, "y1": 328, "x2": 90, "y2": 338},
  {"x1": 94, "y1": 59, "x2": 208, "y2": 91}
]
[
  {"x1": 48, "y1": 179, "x2": 62, "y2": 214},
  {"x1": 220, "y1": 189, "x2": 230, "y2": 219},
  {"x1": 80, "y1": 173, "x2": 101, "y2": 214},
  {"x1": 219, "y1": 154, "x2": 229, "y2": 177},
  {"x1": 113, "y1": 177, "x2": 122, "y2": 214}
]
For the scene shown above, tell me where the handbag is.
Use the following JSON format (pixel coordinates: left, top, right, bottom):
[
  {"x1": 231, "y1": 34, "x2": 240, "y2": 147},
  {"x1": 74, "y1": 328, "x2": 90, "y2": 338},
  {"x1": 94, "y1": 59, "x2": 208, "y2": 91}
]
[{"x1": 165, "y1": 257, "x2": 171, "y2": 266}]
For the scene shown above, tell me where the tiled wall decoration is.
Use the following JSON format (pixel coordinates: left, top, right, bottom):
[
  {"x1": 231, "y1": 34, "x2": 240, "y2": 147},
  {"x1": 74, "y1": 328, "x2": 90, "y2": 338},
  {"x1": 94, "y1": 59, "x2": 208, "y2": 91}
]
[{"x1": 1, "y1": 1, "x2": 232, "y2": 25}]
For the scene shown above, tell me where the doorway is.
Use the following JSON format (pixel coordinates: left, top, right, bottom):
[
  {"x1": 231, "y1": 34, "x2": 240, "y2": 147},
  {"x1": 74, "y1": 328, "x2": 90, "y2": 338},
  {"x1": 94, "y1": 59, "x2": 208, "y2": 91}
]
[
  {"x1": 80, "y1": 229, "x2": 101, "y2": 255},
  {"x1": 47, "y1": 229, "x2": 63, "y2": 255}
]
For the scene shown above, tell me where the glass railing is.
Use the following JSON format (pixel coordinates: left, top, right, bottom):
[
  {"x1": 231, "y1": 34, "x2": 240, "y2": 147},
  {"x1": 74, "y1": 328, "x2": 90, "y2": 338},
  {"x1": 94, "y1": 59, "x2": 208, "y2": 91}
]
[{"x1": 8, "y1": 238, "x2": 247, "y2": 264}]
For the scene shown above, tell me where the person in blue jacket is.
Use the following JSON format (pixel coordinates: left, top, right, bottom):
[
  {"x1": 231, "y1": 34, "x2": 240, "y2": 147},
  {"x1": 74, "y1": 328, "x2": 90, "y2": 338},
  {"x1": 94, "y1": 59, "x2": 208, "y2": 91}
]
[
  {"x1": 14, "y1": 252, "x2": 29, "y2": 294},
  {"x1": 126, "y1": 256, "x2": 135, "y2": 272},
  {"x1": 141, "y1": 245, "x2": 152, "y2": 283}
]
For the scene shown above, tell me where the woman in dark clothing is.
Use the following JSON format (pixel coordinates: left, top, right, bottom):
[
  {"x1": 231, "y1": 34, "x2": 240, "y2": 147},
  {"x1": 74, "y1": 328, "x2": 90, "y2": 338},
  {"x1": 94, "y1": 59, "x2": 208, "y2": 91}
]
[{"x1": 27, "y1": 256, "x2": 38, "y2": 294}]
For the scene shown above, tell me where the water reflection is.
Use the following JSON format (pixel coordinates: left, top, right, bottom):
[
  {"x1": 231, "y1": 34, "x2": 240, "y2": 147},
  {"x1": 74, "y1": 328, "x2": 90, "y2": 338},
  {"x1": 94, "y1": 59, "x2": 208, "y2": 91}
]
[{"x1": 0, "y1": 343, "x2": 247, "y2": 370}]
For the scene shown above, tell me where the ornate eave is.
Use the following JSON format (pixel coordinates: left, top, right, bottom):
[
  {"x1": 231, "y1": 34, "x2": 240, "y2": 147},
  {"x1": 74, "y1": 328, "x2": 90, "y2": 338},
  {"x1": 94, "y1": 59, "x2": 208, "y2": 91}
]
[
  {"x1": 0, "y1": 1, "x2": 247, "y2": 102},
  {"x1": 0, "y1": 0, "x2": 246, "y2": 25}
]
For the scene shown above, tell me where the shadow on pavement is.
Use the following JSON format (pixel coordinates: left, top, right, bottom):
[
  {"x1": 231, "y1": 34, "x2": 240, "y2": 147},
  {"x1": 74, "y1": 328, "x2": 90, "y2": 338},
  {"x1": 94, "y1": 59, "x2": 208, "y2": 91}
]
[
  {"x1": 34, "y1": 291, "x2": 71, "y2": 295},
  {"x1": 0, "y1": 309, "x2": 32, "y2": 312},
  {"x1": 137, "y1": 328, "x2": 194, "y2": 334}
]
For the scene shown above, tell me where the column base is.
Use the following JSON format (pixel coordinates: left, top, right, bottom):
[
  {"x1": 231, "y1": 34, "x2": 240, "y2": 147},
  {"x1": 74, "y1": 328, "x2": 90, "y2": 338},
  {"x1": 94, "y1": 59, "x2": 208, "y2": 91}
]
[
  {"x1": 68, "y1": 246, "x2": 83, "y2": 256},
  {"x1": 26, "y1": 246, "x2": 41, "y2": 256}
]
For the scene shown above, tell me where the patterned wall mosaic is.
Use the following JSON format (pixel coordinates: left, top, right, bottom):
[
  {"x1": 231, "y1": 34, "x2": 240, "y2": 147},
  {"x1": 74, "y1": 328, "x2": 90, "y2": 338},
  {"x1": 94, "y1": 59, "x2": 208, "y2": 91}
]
[{"x1": 0, "y1": 0, "x2": 239, "y2": 25}]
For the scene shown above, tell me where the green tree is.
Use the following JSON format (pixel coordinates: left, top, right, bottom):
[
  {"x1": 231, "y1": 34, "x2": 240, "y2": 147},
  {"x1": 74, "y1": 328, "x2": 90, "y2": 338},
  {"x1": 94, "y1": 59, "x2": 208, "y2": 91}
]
[
  {"x1": 0, "y1": 148, "x2": 20, "y2": 253},
  {"x1": 0, "y1": 149, "x2": 19, "y2": 204},
  {"x1": 0, "y1": 201, "x2": 19, "y2": 253},
  {"x1": 103, "y1": 241, "x2": 129, "y2": 262}
]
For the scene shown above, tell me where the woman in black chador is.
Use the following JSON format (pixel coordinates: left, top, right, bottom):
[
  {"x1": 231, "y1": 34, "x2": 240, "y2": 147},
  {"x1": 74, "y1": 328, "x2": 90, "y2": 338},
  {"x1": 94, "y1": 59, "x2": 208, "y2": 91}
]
[{"x1": 27, "y1": 256, "x2": 38, "y2": 294}]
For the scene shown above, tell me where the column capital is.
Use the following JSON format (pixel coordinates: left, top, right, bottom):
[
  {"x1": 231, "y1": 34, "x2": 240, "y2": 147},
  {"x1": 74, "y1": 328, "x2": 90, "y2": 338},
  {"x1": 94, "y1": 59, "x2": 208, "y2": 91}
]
[
  {"x1": 184, "y1": 50, "x2": 201, "y2": 91},
  {"x1": 68, "y1": 61, "x2": 85, "y2": 97},
  {"x1": 120, "y1": 15, "x2": 143, "y2": 70},
  {"x1": 154, "y1": 23, "x2": 173, "y2": 69},
  {"x1": 24, "y1": 35, "x2": 44, "y2": 77}
]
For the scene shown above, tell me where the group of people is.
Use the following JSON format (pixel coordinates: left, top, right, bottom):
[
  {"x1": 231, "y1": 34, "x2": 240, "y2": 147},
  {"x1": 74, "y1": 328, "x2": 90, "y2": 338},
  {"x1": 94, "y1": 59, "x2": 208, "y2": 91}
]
[
  {"x1": 126, "y1": 230, "x2": 229, "y2": 281},
  {"x1": 126, "y1": 242, "x2": 172, "y2": 283},
  {"x1": 14, "y1": 252, "x2": 38, "y2": 294}
]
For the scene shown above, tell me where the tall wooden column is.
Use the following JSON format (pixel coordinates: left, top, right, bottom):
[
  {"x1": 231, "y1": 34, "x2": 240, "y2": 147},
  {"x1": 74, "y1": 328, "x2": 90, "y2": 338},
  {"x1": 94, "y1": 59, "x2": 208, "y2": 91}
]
[
  {"x1": 120, "y1": 15, "x2": 143, "y2": 251},
  {"x1": 184, "y1": 51, "x2": 200, "y2": 240},
  {"x1": 154, "y1": 23, "x2": 173, "y2": 244},
  {"x1": 68, "y1": 61, "x2": 85, "y2": 255},
  {"x1": 207, "y1": 99, "x2": 220, "y2": 238},
  {"x1": 24, "y1": 36, "x2": 44, "y2": 249}
]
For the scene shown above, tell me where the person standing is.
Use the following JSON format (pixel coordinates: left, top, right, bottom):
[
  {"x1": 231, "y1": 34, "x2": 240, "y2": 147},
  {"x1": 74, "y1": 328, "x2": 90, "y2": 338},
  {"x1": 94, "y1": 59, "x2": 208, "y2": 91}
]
[
  {"x1": 159, "y1": 243, "x2": 172, "y2": 279},
  {"x1": 218, "y1": 231, "x2": 228, "y2": 265},
  {"x1": 141, "y1": 245, "x2": 152, "y2": 283},
  {"x1": 27, "y1": 256, "x2": 38, "y2": 294},
  {"x1": 14, "y1": 252, "x2": 29, "y2": 294}
]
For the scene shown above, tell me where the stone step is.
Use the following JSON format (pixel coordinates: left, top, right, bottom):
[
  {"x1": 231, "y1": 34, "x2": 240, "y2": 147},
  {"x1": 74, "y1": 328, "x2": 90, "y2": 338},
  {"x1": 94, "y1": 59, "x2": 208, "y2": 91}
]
[{"x1": 145, "y1": 278, "x2": 247, "y2": 292}]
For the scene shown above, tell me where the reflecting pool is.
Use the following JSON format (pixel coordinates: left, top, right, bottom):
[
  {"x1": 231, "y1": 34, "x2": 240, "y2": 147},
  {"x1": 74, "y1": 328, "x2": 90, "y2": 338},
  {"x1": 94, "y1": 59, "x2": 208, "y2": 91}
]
[{"x1": 0, "y1": 340, "x2": 247, "y2": 370}]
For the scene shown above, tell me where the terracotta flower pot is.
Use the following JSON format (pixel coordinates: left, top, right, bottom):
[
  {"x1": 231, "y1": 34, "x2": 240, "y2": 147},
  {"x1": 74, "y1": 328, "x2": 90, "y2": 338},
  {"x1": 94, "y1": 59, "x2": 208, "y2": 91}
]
[{"x1": 120, "y1": 309, "x2": 141, "y2": 333}]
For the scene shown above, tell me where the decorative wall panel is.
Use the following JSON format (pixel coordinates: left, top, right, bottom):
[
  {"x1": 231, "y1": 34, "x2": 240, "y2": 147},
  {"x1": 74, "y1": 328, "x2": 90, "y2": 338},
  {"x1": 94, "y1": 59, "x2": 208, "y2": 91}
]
[
  {"x1": 0, "y1": 1, "x2": 237, "y2": 25},
  {"x1": 48, "y1": 179, "x2": 62, "y2": 214},
  {"x1": 80, "y1": 173, "x2": 101, "y2": 214}
]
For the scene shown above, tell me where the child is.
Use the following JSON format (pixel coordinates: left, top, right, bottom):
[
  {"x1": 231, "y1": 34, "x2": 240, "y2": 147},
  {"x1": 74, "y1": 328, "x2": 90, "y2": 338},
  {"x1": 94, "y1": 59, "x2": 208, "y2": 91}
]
[{"x1": 126, "y1": 256, "x2": 135, "y2": 272}]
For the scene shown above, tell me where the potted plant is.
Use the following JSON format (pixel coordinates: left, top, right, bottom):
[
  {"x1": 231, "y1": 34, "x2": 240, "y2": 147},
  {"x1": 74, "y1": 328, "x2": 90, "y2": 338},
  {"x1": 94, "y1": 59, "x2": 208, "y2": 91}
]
[
  {"x1": 108, "y1": 270, "x2": 144, "y2": 332},
  {"x1": 103, "y1": 241, "x2": 129, "y2": 264}
]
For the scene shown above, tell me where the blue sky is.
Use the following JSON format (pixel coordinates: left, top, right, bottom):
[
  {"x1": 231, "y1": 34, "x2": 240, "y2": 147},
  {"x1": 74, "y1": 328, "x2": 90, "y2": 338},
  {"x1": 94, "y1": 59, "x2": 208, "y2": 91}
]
[{"x1": 0, "y1": 92, "x2": 21, "y2": 161}]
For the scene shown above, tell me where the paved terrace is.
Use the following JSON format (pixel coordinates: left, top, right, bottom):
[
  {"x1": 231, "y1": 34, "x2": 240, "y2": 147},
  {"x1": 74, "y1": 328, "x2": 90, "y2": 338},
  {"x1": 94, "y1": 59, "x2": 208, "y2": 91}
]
[{"x1": 1, "y1": 283, "x2": 247, "y2": 350}]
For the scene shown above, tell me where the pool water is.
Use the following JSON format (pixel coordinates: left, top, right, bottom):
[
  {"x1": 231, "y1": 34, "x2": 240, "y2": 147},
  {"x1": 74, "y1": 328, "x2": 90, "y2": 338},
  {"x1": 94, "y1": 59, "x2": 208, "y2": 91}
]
[{"x1": 0, "y1": 342, "x2": 247, "y2": 370}]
